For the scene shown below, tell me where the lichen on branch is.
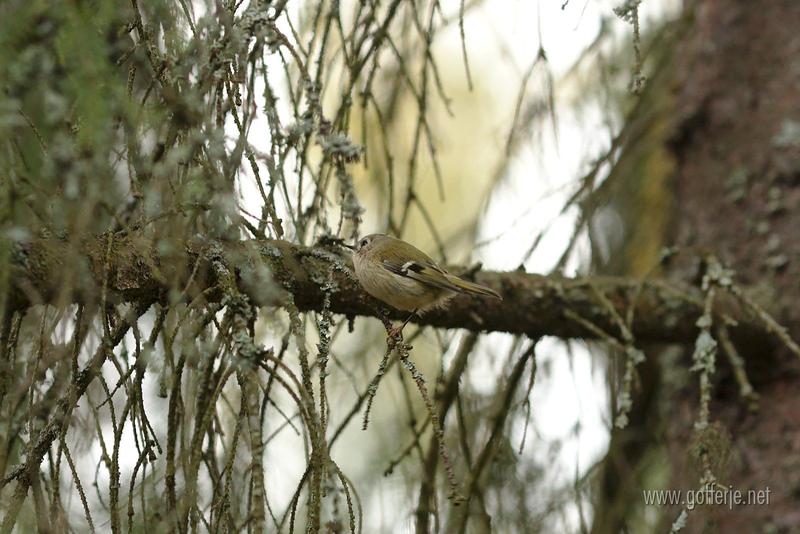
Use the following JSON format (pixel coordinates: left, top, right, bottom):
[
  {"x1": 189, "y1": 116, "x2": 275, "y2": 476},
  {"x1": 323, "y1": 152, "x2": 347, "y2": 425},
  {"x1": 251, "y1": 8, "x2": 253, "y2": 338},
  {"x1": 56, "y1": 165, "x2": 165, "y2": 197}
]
[{"x1": 5, "y1": 234, "x2": 774, "y2": 347}]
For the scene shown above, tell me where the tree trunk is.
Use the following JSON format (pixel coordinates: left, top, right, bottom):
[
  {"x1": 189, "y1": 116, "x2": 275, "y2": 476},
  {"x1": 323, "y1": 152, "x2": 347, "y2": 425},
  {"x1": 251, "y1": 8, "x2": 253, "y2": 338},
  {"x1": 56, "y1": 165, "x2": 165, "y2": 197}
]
[{"x1": 598, "y1": 0, "x2": 800, "y2": 531}]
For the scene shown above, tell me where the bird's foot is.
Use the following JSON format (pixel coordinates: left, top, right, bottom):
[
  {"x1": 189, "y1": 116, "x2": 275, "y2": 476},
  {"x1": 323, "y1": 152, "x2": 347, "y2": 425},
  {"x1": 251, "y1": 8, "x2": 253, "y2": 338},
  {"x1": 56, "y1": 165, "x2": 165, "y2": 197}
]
[
  {"x1": 381, "y1": 320, "x2": 405, "y2": 347},
  {"x1": 380, "y1": 309, "x2": 415, "y2": 350},
  {"x1": 381, "y1": 319, "x2": 408, "y2": 349}
]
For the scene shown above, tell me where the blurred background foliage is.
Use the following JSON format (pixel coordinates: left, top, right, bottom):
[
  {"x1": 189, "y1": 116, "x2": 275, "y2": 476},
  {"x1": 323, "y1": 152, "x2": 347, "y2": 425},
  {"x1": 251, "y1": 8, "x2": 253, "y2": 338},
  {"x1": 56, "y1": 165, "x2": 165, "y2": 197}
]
[{"x1": 0, "y1": 0, "x2": 686, "y2": 532}]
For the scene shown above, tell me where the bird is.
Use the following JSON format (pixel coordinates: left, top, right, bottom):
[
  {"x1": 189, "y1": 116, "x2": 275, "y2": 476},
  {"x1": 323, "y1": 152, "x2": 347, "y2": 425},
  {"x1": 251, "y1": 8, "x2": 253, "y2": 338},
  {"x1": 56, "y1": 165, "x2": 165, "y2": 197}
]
[{"x1": 347, "y1": 234, "x2": 502, "y2": 331}]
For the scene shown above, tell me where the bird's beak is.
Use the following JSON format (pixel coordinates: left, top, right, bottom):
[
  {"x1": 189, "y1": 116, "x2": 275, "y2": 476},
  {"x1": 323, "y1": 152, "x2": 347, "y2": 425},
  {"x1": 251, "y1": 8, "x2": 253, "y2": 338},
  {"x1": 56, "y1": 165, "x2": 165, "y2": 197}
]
[{"x1": 341, "y1": 243, "x2": 356, "y2": 251}]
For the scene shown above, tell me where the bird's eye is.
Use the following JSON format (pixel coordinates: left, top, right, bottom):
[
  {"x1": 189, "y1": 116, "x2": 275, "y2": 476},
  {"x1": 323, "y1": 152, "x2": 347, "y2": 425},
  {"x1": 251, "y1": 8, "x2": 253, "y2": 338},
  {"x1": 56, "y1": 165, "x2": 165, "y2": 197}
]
[{"x1": 359, "y1": 238, "x2": 369, "y2": 249}]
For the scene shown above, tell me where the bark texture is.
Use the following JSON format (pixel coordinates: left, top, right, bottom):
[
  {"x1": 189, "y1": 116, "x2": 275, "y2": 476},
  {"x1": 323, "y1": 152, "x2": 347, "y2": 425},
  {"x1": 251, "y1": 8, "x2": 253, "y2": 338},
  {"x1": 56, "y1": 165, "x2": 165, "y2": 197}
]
[{"x1": 662, "y1": 0, "x2": 800, "y2": 531}]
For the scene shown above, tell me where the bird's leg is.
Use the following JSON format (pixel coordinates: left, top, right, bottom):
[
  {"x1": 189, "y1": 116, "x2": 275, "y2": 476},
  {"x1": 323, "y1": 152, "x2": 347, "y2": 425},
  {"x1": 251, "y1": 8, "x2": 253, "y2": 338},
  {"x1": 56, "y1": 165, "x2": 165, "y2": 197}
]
[
  {"x1": 378, "y1": 309, "x2": 402, "y2": 344},
  {"x1": 380, "y1": 309, "x2": 417, "y2": 346},
  {"x1": 400, "y1": 309, "x2": 418, "y2": 331},
  {"x1": 387, "y1": 309, "x2": 418, "y2": 342},
  {"x1": 379, "y1": 308, "x2": 394, "y2": 332}
]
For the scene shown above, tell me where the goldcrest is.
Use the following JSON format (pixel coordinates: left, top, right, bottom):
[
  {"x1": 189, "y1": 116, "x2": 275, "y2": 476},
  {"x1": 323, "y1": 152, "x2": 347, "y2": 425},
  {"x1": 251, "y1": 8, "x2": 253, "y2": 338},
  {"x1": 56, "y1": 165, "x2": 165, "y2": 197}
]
[{"x1": 350, "y1": 234, "x2": 502, "y2": 313}]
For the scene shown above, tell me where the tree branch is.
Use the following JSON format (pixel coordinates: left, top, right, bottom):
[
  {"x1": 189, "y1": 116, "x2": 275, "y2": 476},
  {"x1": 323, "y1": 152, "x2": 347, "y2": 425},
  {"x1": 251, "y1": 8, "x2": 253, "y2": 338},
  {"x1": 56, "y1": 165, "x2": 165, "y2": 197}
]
[{"x1": 6, "y1": 235, "x2": 765, "y2": 345}]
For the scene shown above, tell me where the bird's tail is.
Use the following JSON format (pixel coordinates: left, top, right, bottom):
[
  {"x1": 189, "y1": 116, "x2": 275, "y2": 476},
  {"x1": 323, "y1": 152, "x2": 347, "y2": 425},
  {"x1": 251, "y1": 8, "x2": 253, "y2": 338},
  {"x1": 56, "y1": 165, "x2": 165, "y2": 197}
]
[{"x1": 445, "y1": 275, "x2": 502, "y2": 299}]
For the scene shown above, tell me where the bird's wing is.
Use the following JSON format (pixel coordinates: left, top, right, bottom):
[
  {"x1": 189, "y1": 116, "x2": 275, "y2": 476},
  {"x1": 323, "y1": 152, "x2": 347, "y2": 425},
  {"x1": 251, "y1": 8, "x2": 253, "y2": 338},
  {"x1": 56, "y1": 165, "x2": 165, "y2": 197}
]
[{"x1": 381, "y1": 259, "x2": 461, "y2": 293}]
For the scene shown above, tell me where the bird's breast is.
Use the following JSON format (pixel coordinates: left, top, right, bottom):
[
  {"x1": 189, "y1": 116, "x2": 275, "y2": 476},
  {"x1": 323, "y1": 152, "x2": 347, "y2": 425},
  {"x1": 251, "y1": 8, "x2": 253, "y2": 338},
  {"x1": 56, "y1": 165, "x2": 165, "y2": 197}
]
[{"x1": 353, "y1": 255, "x2": 444, "y2": 311}]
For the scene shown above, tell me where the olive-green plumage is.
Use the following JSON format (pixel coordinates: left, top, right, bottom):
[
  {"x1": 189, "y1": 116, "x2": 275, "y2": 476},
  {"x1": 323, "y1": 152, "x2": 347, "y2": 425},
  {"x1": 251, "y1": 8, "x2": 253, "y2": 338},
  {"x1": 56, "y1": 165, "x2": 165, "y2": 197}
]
[{"x1": 351, "y1": 234, "x2": 502, "y2": 312}]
